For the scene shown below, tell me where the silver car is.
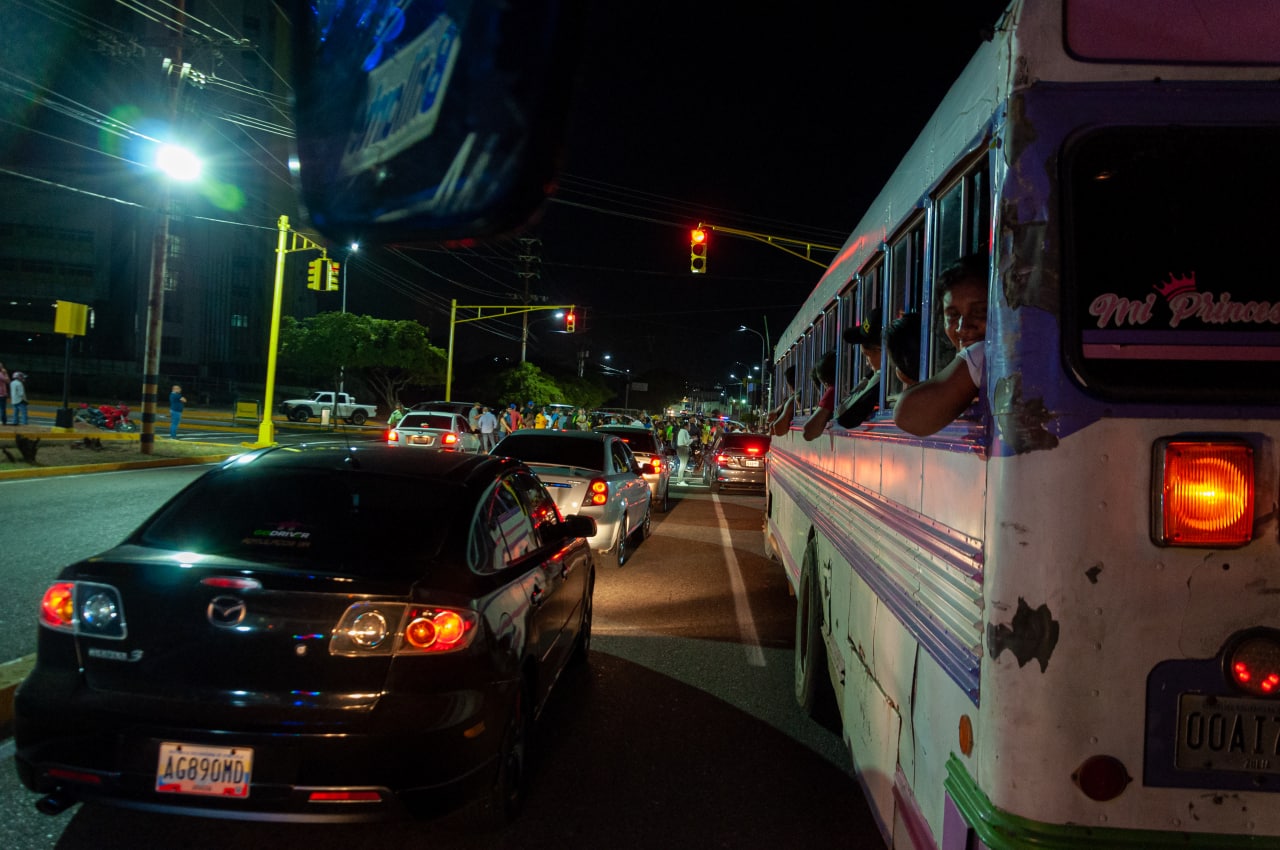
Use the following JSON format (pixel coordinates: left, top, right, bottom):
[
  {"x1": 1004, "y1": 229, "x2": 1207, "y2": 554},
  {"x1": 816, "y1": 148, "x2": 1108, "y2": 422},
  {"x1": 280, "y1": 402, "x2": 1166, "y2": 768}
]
[
  {"x1": 591, "y1": 424, "x2": 671, "y2": 513},
  {"x1": 386, "y1": 411, "x2": 480, "y2": 452},
  {"x1": 491, "y1": 430, "x2": 652, "y2": 566}
]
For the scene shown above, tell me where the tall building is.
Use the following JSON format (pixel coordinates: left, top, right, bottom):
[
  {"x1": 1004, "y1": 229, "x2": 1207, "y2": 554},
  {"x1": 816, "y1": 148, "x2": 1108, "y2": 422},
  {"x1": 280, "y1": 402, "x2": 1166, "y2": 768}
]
[{"x1": 0, "y1": 0, "x2": 314, "y2": 402}]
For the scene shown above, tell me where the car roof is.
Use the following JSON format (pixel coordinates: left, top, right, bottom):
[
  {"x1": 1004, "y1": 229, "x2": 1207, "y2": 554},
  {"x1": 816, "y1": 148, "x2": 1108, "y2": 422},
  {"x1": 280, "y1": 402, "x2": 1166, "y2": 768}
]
[
  {"x1": 499, "y1": 429, "x2": 613, "y2": 442},
  {"x1": 224, "y1": 443, "x2": 511, "y2": 483}
]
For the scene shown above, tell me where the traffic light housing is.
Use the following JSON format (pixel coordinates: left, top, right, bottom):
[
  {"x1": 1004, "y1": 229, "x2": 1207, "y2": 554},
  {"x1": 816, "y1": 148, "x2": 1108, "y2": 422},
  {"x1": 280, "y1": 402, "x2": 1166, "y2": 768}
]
[
  {"x1": 326, "y1": 260, "x2": 340, "y2": 292},
  {"x1": 565, "y1": 311, "x2": 576, "y2": 333},
  {"x1": 306, "y1": 257, "x2": 325, "y2": 290},
  {"x1": 690, "y1": 227, "x2": 708, "y2": 274}
]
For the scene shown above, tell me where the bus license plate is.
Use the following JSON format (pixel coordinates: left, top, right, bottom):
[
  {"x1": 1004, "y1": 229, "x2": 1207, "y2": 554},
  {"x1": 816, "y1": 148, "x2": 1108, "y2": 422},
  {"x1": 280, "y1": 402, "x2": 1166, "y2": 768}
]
[
  {"x1": 1175, "y1": 694, "x2": 1280, "y2": 774},
  {"x1": 156, "y1": 741, "x2": 253, "y2": 797}
]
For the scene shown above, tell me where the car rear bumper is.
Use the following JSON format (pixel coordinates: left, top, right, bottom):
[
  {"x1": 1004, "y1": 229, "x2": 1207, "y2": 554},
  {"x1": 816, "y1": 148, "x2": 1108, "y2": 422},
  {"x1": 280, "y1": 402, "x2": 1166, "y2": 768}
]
[
  {"x1": 14, "y1": 675, "x2": 512, "y2": 822},
  {"x1": 708, "y1": 466, "x2": 766, "y2": 488}
]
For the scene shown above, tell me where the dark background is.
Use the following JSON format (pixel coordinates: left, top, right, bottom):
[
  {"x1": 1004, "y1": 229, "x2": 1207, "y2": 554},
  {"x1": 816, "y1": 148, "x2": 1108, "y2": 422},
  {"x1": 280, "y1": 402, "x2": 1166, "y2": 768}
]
[{"x1": 408, "y1": 1, "x2": 1013, "y2": 390}]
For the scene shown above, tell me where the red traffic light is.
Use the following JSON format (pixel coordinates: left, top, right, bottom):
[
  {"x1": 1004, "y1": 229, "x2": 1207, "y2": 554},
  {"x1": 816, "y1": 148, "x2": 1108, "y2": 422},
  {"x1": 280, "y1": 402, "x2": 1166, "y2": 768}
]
[
  {"x1": 690, "y1": 227, "x2": 709, "y2": 274},
  {"x1": 565, "y1": 311, "x2": 577, "y2": 333}
]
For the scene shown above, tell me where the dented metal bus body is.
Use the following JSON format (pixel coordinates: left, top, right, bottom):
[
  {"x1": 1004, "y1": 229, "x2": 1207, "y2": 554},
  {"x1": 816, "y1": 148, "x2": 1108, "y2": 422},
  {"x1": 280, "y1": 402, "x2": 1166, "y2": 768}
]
[{"x1": 765, "y1": 1, "x2": 1280, "y2": 848}]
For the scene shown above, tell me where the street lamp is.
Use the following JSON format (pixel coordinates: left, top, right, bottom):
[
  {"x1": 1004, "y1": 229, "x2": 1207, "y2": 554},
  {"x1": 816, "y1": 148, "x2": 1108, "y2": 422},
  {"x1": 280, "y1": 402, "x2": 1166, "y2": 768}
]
[
  {"x1": 601, "y1": 354, "x2": 631, "y2": 410},
  {"x1": 338, "y1": 242, "x2": 358, "y2": 396},
  {"x1": 738, "y1": 324, "x2": 768, "y2": 413},
  {"x1": 140, "y1": 140, "x2": 203, "y2": 454}
]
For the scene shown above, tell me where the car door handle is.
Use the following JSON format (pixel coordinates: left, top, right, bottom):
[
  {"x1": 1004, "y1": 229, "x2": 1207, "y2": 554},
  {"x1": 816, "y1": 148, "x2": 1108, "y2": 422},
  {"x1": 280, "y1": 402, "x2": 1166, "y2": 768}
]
[{"x1": 531, "y1": 584, "x2": 545, "y2": 606}]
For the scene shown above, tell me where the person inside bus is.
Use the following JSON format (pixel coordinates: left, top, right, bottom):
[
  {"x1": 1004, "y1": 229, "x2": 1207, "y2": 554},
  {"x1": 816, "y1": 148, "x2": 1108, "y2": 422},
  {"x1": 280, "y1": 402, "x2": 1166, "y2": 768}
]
[
  {"x1": 803, "y1": 350, "x2": 838, "y2": 441},
  {"x1": 835, "y1": 307, "x2": 883, "y2": 429},
  {"x1": 767, "y1": 365, "x2": 799, "y2": 436},
  {"x1": 885, "y1": 311, "x2": 923, "y2": 392},
  {"x1": 893, "y1": 256, "x2": 988, "y2": 436}
]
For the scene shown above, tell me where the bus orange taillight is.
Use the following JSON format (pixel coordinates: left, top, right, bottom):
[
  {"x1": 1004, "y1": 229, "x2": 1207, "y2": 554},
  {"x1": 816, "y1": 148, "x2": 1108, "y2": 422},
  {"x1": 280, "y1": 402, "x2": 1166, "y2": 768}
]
[{"x1": 1153, "y1": 440, "x2": 1253, "y2": 547}]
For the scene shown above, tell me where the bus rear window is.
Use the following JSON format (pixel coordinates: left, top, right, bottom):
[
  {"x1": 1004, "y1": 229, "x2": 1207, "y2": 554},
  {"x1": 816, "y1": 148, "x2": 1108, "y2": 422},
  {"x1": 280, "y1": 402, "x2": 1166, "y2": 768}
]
[{"x1": 1063, "y1": 126, "x2": 1280, "y2": 403}]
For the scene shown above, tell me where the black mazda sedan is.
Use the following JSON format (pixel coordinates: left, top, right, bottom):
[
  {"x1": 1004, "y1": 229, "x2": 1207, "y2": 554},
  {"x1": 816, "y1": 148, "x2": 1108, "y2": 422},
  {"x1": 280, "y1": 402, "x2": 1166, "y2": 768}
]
[{"x1": 14, "y1": 445, "x2": 596, "y2": 827}]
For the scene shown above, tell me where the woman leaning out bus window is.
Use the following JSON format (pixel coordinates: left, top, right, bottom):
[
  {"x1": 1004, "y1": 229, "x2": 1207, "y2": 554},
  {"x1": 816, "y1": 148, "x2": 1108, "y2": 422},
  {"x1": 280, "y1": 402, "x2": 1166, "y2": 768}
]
[{"x1": 893, "y1": 256, "x2": 988, "y2": 436}]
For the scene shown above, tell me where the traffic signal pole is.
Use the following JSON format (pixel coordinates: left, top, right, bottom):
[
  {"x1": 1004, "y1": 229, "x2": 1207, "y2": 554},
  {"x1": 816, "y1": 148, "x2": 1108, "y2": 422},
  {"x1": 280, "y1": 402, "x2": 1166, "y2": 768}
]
[
  {"x1": 445, "y1": 300, "x2": 576, "y2": 401},
  {"x1": 690, "y1": 221, "x2": 841, "y2": 272}
]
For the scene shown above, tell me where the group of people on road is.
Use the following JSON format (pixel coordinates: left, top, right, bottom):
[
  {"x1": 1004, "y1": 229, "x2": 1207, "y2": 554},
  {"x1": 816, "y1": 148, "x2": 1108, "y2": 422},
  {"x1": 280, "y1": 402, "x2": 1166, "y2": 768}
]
[{"x1": 0, "y1": 362, "x2": 30, "y2": 426}]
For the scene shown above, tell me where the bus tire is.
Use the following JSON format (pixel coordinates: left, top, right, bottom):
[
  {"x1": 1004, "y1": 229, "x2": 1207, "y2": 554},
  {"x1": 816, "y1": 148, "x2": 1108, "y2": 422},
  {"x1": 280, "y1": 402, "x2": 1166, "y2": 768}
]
[{"x1": 795, "y1": 545, "x2": 839, "y2": 729}]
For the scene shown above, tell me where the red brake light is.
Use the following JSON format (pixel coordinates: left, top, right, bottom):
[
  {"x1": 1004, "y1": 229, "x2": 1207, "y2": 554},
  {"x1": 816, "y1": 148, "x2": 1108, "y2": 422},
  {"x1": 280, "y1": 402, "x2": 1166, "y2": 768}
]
[
  {"x1": 41, "y1": 582, "x2": 76, "y2": 630},
  {"x1": 650, "y1": 458, "x2": 662, "y2": 472},
  {"x1": 443, "y1": 433, "x2": 458, "y2": 446},
  {"x1": 385, "y1": 430, "x2": 398, "y2": 444},
  {"x1": 745, "y1": 446, "x2": 761, "y2": 454},
  {"x1": 404, "y1": 608, "x2": 471, "y2": 651},
  {"x1": 1153, "y1": 439, "x2": 1253, "y2": 547},
  {"x1": 587, "y1": 478, "x2": 609, "y2": 506},
  {"x1": 331, "y1": 603, "x2": 477, "y2": 656}
]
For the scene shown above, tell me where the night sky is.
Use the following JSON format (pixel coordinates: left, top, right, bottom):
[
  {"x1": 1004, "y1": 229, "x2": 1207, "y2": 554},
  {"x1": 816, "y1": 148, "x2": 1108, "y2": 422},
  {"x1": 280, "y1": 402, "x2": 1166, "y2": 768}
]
[{"x1": 429, "y1": 1, "x2": 1014, "y2": 389}]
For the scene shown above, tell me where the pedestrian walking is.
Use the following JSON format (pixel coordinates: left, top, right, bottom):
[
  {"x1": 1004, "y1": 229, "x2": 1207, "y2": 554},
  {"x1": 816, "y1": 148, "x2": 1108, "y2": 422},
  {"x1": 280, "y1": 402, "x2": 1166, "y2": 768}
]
[
  {"x1": 478, "y1": 405, "x2": 498, "y2": 452},
  {"x1": 0, "y1": 361, "x2": 9, "y2": 425},
  {"x1": 9, "y1": 371, "x2": 28, "y2": 425},
  {"x1": 675, "y1": 421, "x2": 692, "y2": 485},
  {"x1": 169, "y1": 384, "x2": 186, "y2": 438}
]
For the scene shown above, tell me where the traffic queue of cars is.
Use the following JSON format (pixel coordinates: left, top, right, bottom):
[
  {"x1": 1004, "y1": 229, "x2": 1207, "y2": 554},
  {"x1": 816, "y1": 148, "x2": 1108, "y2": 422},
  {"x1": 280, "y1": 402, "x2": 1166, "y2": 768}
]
[{"x1": 12, "y1": 414, "x2": 770, "y2": 831}]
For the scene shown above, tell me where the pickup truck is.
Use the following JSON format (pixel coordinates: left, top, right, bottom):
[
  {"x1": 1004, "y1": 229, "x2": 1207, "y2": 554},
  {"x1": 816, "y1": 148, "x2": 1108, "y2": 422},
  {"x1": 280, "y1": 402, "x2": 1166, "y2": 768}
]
[{"x1": 278, "y1": 392, "x2": 378, "y2": 425}]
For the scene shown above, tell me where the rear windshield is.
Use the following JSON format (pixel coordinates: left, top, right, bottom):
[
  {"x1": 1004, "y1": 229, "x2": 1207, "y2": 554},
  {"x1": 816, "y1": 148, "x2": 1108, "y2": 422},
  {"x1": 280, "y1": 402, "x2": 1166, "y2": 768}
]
[
  {"x1": 1065, "y1": 127, "x2": 1280, "y2": 402},
  {"x1": 400, "y1": 413, "x2": 453, "y2": 430},
  {"x1": 720, "y1": 434, "x2": 771, "y2": 453},
  {"x1": 134, "y1": 468, "x2": 454, "y2": 577},
  {"x1": 597, "y1": 430, "x2": 658, "y2": 453},
  {"x1": 493, "y1": 435, "x2": 604, "y2": 470}
]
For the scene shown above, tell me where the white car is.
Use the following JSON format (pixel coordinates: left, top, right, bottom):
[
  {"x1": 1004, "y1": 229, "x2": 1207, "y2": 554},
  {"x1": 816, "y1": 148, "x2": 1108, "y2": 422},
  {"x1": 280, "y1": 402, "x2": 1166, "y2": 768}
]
[
  {"x1": 385, "y1": 411, "x2": 479, "y2": 452},
  {"x1": 490, "y1": 430, "x2": 653, "y2": 566}
]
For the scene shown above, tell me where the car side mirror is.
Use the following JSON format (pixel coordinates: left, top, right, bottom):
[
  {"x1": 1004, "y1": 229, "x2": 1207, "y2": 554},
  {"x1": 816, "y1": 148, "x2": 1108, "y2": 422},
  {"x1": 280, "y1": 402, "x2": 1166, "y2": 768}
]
[
  {"x1": 289, "y1": 0, "x2": 586, "y2": 245},
  {"x1": 557, "y1": 513, "x2": 597, "y2": 541}
]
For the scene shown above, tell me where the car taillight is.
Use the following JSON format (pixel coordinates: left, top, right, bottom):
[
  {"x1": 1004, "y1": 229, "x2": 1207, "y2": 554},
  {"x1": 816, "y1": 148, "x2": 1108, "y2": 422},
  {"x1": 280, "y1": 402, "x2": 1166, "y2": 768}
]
[
  {"x1": 385, "y1": 430, "x2": 399, "y2": 445},
  {"x1": 330, "y1": 602, "x2": 478, "y2": 656},
  {"x1": 716, "y1": 454, "x2": 729, "y2": 464},
  {"x1": 39, "y1": 581, "x2": 127, "y2": 639},
  {"x1": 443, "y1": 433, "x2": 458, "y2": 446},
  {"x1": 587, "y1": 478, "x2": 609, "y2": 506},
  {"x1": 40, "y1": 583, "x2": 75, "y2": 630},
  {"x1": 1152, "y1": 439, "x2": 1253, "y2": 547},
  {"x1": 745, "y1": 446, "x2": 761, "y2": 455},
  {"x1": 649, "y1": 458, "x2": 662, "y2": 472}
]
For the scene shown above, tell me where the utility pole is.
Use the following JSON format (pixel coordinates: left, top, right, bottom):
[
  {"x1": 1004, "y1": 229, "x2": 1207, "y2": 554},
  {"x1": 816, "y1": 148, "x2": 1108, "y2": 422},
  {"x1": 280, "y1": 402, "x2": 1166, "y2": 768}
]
[
  {"x1": 517, "y1": 237, "x2": 541, "y2": 362},
  {"x1": 139, "y1": 0, "x2": 186, "y2": 455}
]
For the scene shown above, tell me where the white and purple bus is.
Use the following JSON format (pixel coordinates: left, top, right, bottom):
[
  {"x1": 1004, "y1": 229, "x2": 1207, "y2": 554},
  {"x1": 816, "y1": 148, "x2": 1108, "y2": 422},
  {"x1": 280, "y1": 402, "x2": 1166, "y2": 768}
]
[{"x1": 765, "y1": 1, "x2": 1280, "y2": 847}]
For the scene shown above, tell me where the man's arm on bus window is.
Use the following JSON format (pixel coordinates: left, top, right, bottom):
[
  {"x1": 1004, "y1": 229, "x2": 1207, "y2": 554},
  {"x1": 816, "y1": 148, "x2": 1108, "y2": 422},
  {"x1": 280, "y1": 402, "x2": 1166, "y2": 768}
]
[
  {"x1": 803, "y1": 385, "x2": 835, "y2": 441},
  {"x1": 768, "y1": 392, "x2": 797, "y2": 436},
  {"x1": 892, "y1": 355, "x2": 978, "y2": 436}
]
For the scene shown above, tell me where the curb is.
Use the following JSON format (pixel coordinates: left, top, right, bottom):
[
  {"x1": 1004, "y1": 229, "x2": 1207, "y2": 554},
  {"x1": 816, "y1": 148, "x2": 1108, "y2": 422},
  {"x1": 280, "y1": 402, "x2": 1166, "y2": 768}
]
[{"x1": 0, "y1": 654, "x2": 35, "y2": 739}]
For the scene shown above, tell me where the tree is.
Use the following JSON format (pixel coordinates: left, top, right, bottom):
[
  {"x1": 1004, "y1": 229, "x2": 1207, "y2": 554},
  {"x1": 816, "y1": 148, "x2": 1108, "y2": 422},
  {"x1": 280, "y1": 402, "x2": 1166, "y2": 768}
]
[
  {"x1": 279, "y1": 313, "x2": 445, "y2": 413},
  {"x1": 493, "y1": 362, "x2": 563, "y2": 408}
]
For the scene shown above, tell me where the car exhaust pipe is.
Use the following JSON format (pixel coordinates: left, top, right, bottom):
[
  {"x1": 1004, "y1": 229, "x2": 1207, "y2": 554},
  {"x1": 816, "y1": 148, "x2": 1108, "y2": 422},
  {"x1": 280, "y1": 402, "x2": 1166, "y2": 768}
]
[{"x1": 35, "y1": 791, "x2": 77, "y2": 815}]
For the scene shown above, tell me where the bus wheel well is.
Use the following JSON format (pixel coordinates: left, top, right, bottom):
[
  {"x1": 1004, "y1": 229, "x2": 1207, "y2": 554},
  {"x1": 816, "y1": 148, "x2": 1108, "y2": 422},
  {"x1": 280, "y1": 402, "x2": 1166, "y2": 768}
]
[{"x1": 795, "y1": 532, "x2": 839, "y2": 730}]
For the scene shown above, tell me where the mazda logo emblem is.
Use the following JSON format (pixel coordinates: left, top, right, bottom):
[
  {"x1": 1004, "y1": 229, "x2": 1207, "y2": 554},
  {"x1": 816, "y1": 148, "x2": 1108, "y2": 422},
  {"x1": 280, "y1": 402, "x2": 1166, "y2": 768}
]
[{"x1": 207, "y1": 596, "x2": 247, "y2": 628}]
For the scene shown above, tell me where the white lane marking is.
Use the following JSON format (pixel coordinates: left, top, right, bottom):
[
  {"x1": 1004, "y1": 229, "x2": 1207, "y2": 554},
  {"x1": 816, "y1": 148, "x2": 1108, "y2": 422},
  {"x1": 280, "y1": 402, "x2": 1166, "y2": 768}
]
[{"x1": 712, "y1": 492, "x2": 766, "y2": 667}]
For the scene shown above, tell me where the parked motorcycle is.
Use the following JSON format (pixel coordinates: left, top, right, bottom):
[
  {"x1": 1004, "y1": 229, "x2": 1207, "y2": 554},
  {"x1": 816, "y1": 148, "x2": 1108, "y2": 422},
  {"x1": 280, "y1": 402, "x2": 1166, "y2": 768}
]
[{"x1": 76, "y1": 403, "x2": 138, "y2": 432}]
